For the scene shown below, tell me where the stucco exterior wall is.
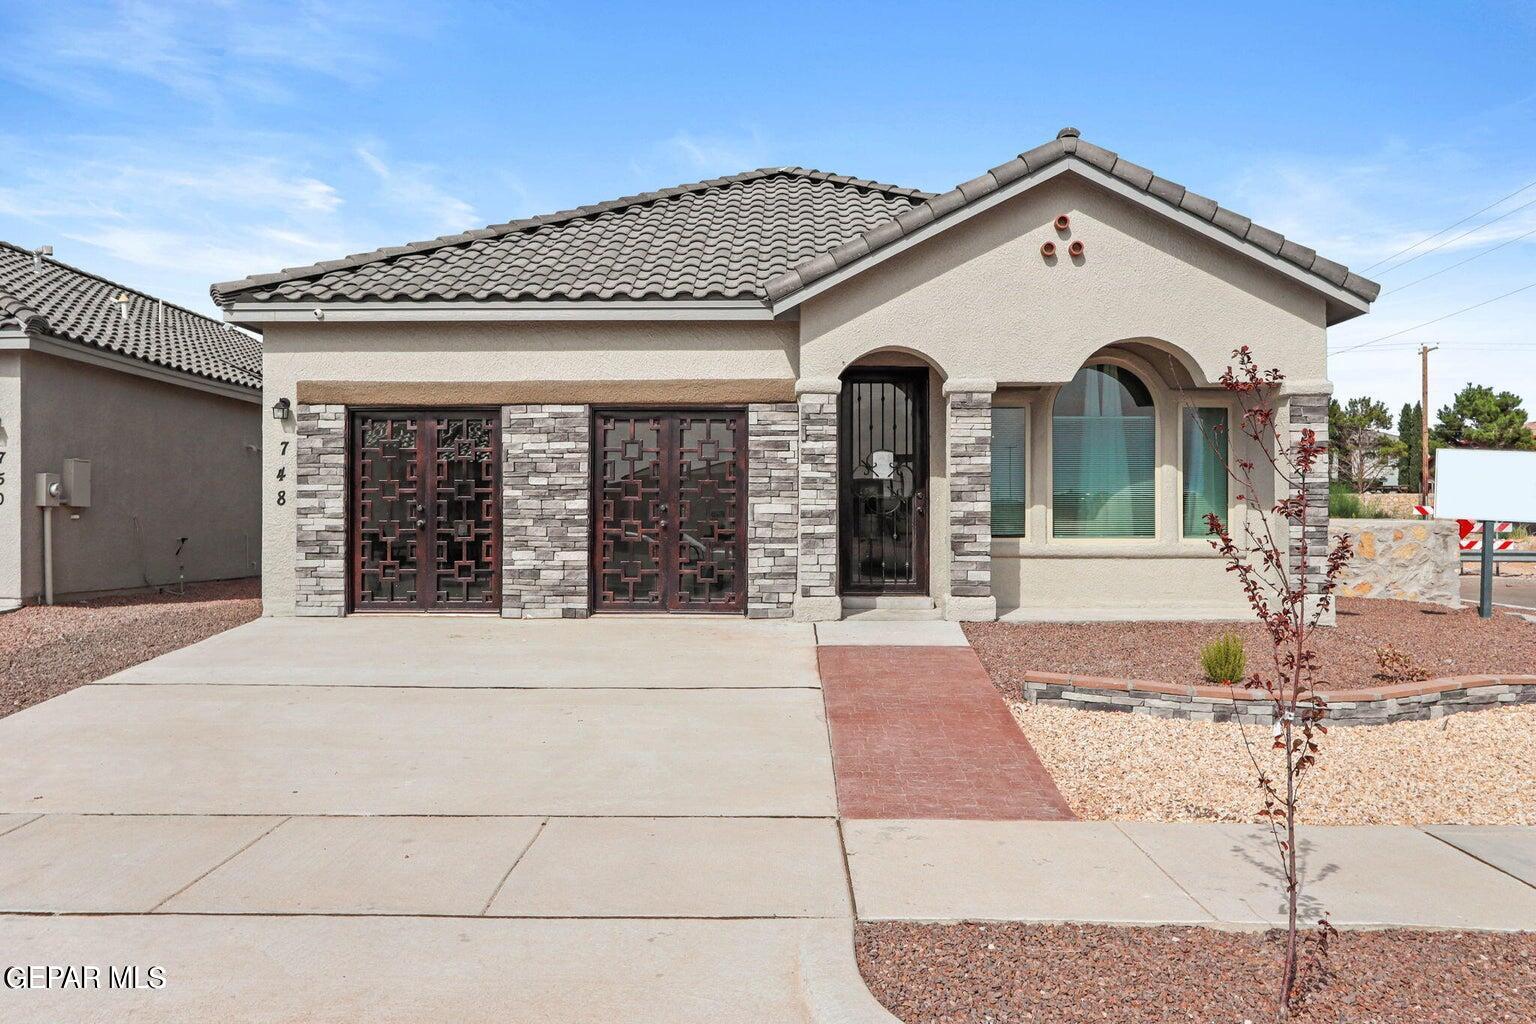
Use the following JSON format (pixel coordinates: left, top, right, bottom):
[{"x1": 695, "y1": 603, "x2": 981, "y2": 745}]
[
  {"x1": 0, "y1": 353, "x2": 21, "y2": 609},
  {"x1": 260, "y1": 320, "x2": 797, "y2": 615},
  {"x1": 16, "y1": 350, "x2": 260, "y2": 600},
  {"x1": 797, "y1": 172, "x2": 1327, "y2": 388}
]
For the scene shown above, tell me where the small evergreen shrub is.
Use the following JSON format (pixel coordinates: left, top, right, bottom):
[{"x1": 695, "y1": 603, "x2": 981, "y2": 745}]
[{"x1": 1199, "y1": 632, "x2": 1247, "y2": 685}]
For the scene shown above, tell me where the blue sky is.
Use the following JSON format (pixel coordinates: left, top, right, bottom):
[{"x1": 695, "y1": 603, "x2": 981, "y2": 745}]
[{"x1": 2, "y1": 0, "x2": 1534, "y2": 420}]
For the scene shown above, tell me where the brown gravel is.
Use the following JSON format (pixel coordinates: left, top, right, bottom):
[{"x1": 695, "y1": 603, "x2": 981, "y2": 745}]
[
  {"x1": 857, "y1": 921, "x2": 1536, "y2": 1024},
  {"x1": 0, "y1": 579, "x2": 259, "y2": 717},
  {"x1": 965, "y1": 598, "x2": 1536, "y2": 693},
  {"x1": 1012, "y1": 702, "x2": 1536, "y2": 825}
]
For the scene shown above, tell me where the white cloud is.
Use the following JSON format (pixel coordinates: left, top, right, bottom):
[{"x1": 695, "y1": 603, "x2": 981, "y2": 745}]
[
  {"x1": 0, "y1": 0, "x2": 424, "y2": 106},
  {"x1": 355, "y1": 146, "x2": 478, "y2": 234},
  {"x1": 664, "y1": 127, "x2": 771, "y2": 174},
  {"x1": 1214, "y1": 141, "x2": 1536, "y2": 415}
]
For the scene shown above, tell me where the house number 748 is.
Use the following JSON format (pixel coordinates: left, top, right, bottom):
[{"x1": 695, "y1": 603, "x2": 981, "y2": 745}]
[{"x1": 276, "y1": 440, "x2": 290, "y2": 506}]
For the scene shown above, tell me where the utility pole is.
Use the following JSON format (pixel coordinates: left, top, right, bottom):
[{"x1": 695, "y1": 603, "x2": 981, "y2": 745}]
[{"x1": 1420, "y1": 344, "x2": 1438, "y2": 507}]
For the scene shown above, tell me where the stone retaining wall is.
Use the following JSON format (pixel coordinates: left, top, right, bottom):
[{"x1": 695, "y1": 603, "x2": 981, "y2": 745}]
[
  {"x1": 1021, "y1": 671, "x2": 1536, "y2": 726},
  {"x1": 1331, "y1": 518, "x2": 1460, "y2": 607}
]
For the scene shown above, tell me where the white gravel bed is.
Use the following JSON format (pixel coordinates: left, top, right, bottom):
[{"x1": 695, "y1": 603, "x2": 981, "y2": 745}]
[{"x1": 1010, "y1": 702, "x2": 1536, "y2": 826}]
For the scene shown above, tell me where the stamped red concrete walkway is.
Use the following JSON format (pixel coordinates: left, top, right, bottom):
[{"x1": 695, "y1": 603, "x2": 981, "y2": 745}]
[{"x1": 817, "y1": 636, "x2": 1073, "y2": 821}]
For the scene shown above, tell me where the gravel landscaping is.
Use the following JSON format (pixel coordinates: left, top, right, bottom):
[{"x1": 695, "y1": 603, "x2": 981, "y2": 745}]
[
  {"x1": 1011, "y1": 701, "x2": 1536, "y2": 825},
  {"x1": 0, "y1": 579, "x2": 259, "y2": 717},
  {"x1": 965, "y1": 598, "x2": 1536, "y2": 692},
  {"x1": 857, "y1": 921, "x2": 1536, "y2": 1024}
]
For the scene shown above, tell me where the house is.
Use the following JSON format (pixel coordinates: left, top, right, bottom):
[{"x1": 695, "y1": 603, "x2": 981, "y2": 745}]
[
  {"x1": 0, "y1": 243, "x2": 262, "y2": 608},
  {"x1": 214, "y1": 128, "x2": 1377, "y2": 622}
]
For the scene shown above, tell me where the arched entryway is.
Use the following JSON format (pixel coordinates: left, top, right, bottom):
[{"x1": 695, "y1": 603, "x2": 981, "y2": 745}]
[{"x1": 838, "y1": 363, "x2": 931, "y2": 595}]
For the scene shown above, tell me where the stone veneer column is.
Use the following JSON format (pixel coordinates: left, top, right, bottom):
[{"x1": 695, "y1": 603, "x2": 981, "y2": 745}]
[
  {"x1": 746, "y1": 403, "x2": 799, "y2": 618},
  {"x1": 501, "y1": 405, "x2": 590, "y2": 618},
  {"x1": 294, "y1": 402, "x2": 346, "y2": 617},
  {"x1": 794, "y1": 379, "x2": 841, "y2": 621},
  {"x1": 944, "y1": 379, "x2": 998, "y2": 621},
  {"x1": 1286, "y1": 391, "x2": 1331, "y2": 611}
]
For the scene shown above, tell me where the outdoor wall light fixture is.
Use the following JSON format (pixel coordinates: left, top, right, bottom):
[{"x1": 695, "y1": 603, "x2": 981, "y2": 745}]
[{"x1": 272, "y1": 397, "x2": 292, "y2": 421}]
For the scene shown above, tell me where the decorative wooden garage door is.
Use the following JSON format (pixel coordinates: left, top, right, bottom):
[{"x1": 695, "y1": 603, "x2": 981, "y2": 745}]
[
  {"x1": 593, "y1": 409, "x2": 747, "y2": 613},
  {"x1": 350, "y1": 409, "x2": 501, "y2": 612}
]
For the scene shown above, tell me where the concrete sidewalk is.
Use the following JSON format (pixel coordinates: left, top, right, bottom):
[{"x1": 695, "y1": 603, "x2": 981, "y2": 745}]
[{"x1": 844, "y1": 820, "x2": 1536, "y2": 931}]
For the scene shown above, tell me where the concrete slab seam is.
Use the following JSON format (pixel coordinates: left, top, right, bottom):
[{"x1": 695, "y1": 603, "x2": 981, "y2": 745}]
[
  {"x1": 1420, "y1": 827, "x2": 1536, "y2": 892},
  {"x1": 480, "y1": 817, "x2": 549, "y2": 915},
  {"x1": 1111, "y1": 821, "x2": 1220, "y2": 924},
  {"x1": 148, "y1": 817, "x2": 291, "y2": 913}
]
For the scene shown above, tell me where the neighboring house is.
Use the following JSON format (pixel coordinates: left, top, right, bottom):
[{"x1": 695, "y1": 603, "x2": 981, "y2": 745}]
[
  {"x1": 214, "y1": 128, "x2": 1377, "y2": 622},
  {"x1": 1330, "y1": 428, "x2": 1402, "y2": 490},
  {"x1": 0, "y1": 242, "x2": 262, "y2": 608}
]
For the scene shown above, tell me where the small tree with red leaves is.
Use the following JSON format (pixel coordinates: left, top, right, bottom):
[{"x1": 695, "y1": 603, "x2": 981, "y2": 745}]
[{"x1": 1197, "y1": 347, "x2": 1353, "y2": 1020}]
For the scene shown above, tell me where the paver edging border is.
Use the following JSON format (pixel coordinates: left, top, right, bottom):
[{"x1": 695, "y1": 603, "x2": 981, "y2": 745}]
[{"x1": 1020, "y1": 671, "x2": 1536, "y2": 726}]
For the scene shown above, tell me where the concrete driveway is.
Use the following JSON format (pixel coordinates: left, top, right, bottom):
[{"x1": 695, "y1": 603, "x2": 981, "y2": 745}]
[{"x1": 0, "y1": 616, "x2": 889, "y2": 1024}]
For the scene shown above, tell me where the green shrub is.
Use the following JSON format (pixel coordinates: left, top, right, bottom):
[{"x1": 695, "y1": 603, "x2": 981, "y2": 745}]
[
  {"x1": 1328, "y1": 481, "x2": 1392, "y2": 519},
  {"x1": 1199, "y1": 633, "x2": 1247, "y2": 686}
]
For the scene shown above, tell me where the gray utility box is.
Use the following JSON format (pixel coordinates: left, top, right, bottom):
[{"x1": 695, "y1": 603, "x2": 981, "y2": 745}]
[
  {"x1": 62, "y1": 458, "x2": 91, "y2": 507},
  {"x1": 35, "y1": 473, "x2": 62, "y2": 507}
]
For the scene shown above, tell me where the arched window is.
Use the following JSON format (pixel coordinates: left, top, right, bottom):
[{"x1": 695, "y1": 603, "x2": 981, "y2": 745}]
[{"x1": 1052, "y1": 363, "x2": 1156, "y2": 538}]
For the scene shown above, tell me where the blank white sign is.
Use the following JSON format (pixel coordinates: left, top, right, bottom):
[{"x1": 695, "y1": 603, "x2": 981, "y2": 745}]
[{"x1": 1435, "y1": 448, "x2": 1536, "y2": 522}]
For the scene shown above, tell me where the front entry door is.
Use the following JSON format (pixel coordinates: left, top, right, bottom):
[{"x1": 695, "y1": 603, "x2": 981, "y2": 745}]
[
  {"x1": 593, "y1": 409, "x2": 747, "y2": 613},
  {"x1": 839, "y1": 369, "x2": 929, "y2": 594},
  {"x1": 350, "y1": 409, "x2": 501, "y2": 612}
]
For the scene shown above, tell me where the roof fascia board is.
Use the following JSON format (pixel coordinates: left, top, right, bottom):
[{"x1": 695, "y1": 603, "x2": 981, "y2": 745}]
[
  {"x1": 225, "y1": 300, "x2": 778, "y2": 324},
  {"x1": 768, "y1": 158, "x2": 1371, "y2": 321},
  {"x1": 0, "y1": 330, "x2": 261, "y2": 404}
]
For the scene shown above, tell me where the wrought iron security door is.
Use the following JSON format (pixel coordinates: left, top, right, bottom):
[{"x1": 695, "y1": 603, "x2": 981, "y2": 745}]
[
  {"x1": 593, "y1": 409, "x2": 747, "y2": 613},
  {"x1": 839, "y1": 370, "x2": 929, "y2": 594},
  {"x1": 351, "y1": 409, "x2": 501, "y2": 612}
]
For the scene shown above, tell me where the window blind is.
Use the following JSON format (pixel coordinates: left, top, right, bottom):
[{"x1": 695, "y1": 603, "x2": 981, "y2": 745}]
[
  {"x1": 1182, "y1": 407, "x2": 1229, "y2": 537},
  {"x1": 1052, "y1": 364, "x2": 1156, "y2": 539},
  {"x1": 991, "y1": 406, "x2": 1027, "y2": 536}
]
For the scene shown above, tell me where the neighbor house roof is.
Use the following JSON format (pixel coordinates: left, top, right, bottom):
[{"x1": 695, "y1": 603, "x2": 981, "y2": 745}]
[
  {"x1": 212, "y1": 130, "x2": 1379, "y2": 317},
  {"x1": 1, "y1": 242, "x2": 261, "y2": 389},
  {"x1": 211, "y1": 169, "x2": 932, "y2": 306}
]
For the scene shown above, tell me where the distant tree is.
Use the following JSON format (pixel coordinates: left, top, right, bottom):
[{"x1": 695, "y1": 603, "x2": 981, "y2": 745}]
[
  {"x1": 1329, "y1": 397, "x2": 1406, "y2": 493},
  {"x1": 1397, "y1": 402, "x2": 1422, "y2": 493},
  {"x1": 1432, "y1": 384, "x2": 1536, "y2": 450}
]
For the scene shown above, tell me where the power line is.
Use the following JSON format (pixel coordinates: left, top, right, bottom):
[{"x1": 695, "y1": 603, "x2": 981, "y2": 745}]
[
  {"x1": 1382, "y1": 224, "x2": 1536, "y2": 295},
  {"x1": 1374, "y1": 194, "x2": 1536, "y2": 276},
  {"x1": 1362, "y1": 177, "x2": 1536, "y2": 272},
  {"x1": 1328, "y1": 278, "x2": 1536, "y2": 356}
]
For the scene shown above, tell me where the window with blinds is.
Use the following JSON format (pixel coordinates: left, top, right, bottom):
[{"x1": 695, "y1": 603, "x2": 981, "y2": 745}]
[
  {"x1": 1182, "y1": 406, "x2": 1229, "y2": 537},
  {"x1": 1052, "y1": 364, "x2": 1156, "y2": 539},
  {"x1": 991, "y1": 406, "x2": 1027, "y2": 536}
]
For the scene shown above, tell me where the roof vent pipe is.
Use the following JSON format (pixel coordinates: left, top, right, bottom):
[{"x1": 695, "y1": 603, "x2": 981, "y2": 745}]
[
  {"x1": 113, "y1": 292, "x2": 131, "y2": 321},
  {"x1": 32, "y1": 245, "x2": 52, "y2": 271}
]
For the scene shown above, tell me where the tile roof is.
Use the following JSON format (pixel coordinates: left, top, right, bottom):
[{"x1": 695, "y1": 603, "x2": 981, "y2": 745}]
[
  {"x1": 213, "y1": 131, "x2": 1378, "y2": 314},
  {"x1": 766, "y1": 128, "x2": 1380, "y2": 306},
  {"x1": 1, "y1": 242, "x2": 261, "y2": 390},
  {"x1": 211, "y1": 168, "x2": 932, "y2": 306}
]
